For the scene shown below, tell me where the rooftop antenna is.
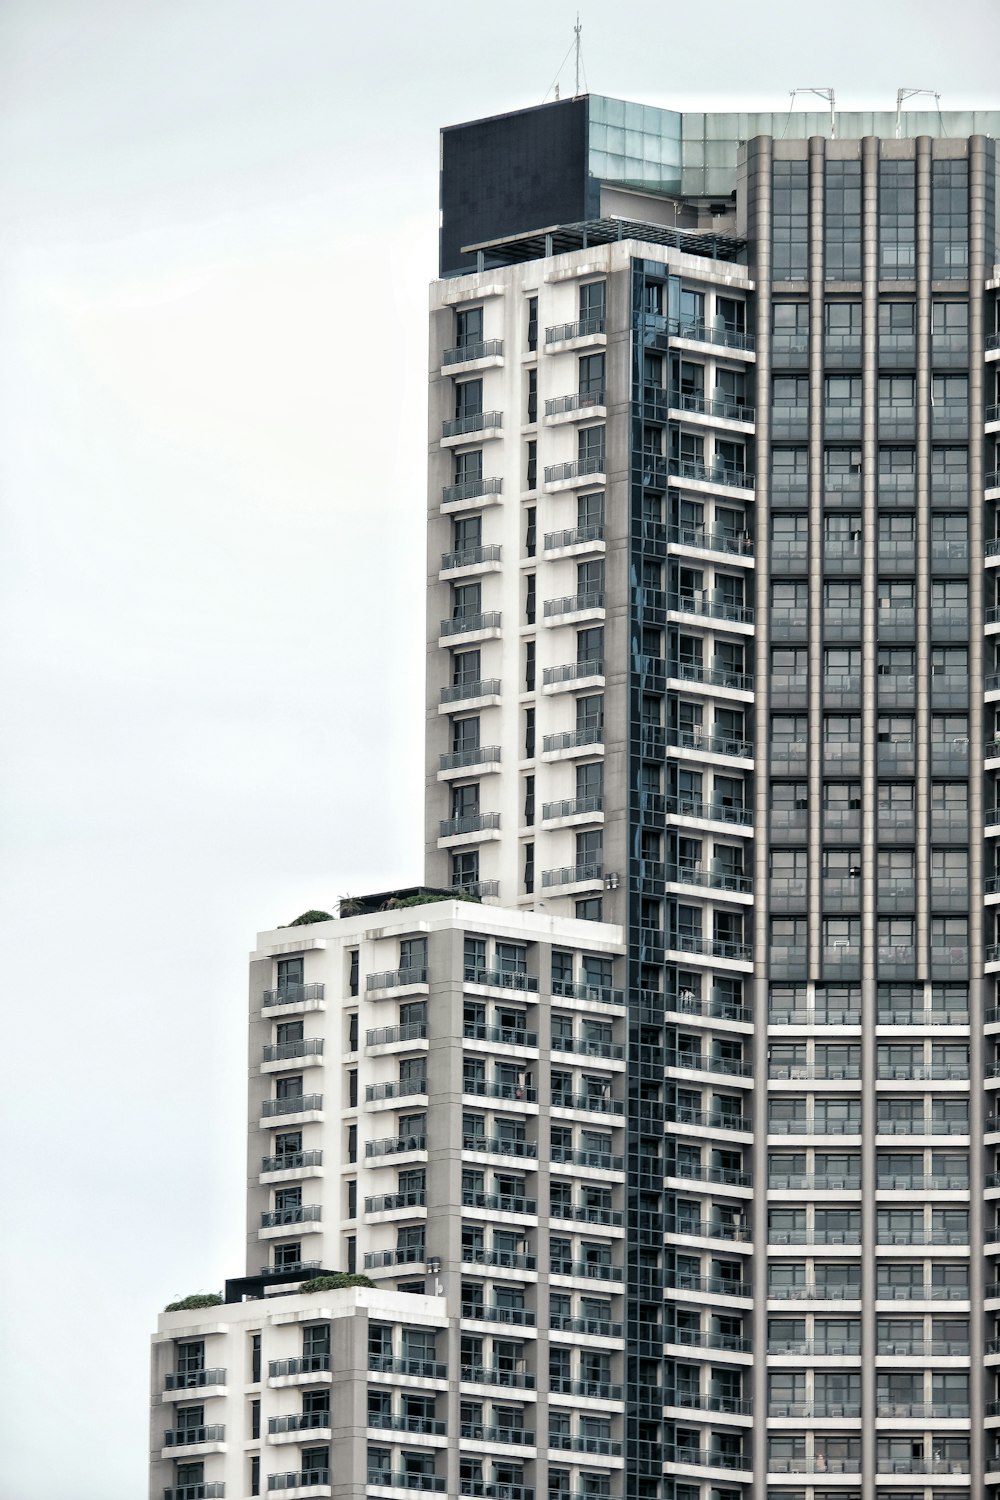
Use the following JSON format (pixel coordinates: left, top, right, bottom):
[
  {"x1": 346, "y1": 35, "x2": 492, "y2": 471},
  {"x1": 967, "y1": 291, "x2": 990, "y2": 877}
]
[
  {"x1": 896, "y1": 88, "x2": 941, "y2": 136},
  {"x1": 574, "y1": 14, "x2": 582, "y2": 97},
  {"x1": 790, "y1": 86, "x2": 837, "y2": 139}
]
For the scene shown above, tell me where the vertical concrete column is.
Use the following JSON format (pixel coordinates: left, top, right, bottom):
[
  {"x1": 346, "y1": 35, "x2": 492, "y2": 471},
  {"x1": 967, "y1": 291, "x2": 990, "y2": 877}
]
[
  {"x1": 331, "y1": 1308, "x2": 370, "y2": 1500},
  {"x1": 425, "y1": 924, "x2": 466, "y2": 1500},
  {"x1": 532, "y1": 938, "x2": 552, "y2": 1500},
  {"x1": 807, "y1": 138, "x2": 826, "y2": 983},
  {"x1": 748, "y1": 136, "x2": 773, "y2": 1500},
  {"x1": 915, "y1": 138, "x2": 933, "y2": 980},
  {"x1": 967, "y1": 134, "x2": 989, "y2": 1500},
  {"x1": 859, "y1": 134, "x2": 881, "y2": 1500}
]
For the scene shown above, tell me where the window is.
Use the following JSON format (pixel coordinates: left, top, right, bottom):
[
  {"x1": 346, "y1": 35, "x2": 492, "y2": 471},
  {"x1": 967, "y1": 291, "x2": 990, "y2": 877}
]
[
  {"x1": 456, "y1": 306, "x2": 483, "y2": 351},
  {"x1": 773, "y1": 160, "x2": 809, "y2": 280},
  {"x1": 825, "y1": 164, "x2": 862, "y2": 278},
  {"x1": 879, "y1": 160, "x2": 916, "y2": 277},
  {"x1": 931, "y1": 159, "x2": 969, "y2": 279}
]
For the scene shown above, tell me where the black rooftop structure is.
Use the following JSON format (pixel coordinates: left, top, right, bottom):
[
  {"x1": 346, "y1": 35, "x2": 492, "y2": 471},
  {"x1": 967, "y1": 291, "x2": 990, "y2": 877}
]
[{"x1": 462, "y1": 216, "x2": 746, "y2": 270}]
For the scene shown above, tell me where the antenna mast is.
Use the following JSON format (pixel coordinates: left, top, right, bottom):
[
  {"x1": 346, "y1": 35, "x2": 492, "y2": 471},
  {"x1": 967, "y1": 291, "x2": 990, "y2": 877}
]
[
  {"x1": 896, "y1": 88, "x2": 940, "y2": 136},
  {"x1": 791, "y1": 86, "x2": 837, "y2": 139},
  {"x1": 574, "y1": 14, "x2": 582, "y2": 97}
]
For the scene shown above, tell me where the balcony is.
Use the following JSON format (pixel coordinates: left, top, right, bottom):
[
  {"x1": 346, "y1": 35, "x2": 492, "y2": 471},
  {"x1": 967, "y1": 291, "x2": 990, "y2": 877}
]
[
  {"x1": 544, "y1": 455, "x2": 606, "y2": 486},
  {"x1": 365, "y1": 1189, "x2": 427, "y2": 1214},
  {"x1": 665, "y1": 863, "x2": 752, "y2": 895},
  {"x1": 462, "y1": 1188, "x2": 537, "y2": 1218},
  {"x1": 460, "y1": 1364, "x2": 536, "y2": 1389},
  {"x1": 543, "y1": 590, "x2": 604, "y2": 620},
  {"x1": 260, "y1": 1093, "x2": 323, "y2": 1118},
  {"x1": 669, "y1": 1106, "x2": 751, "y2": 1133},
  {"x1": 442, "y1": 476, "x2": 502, "y2": 508},
  {"x1": 550, "y1": 1144, "x2": 624, "y2": 1171},
  {"x1": 665, "y1": 727, "x2": 753, "y2": 759},
  {"x1": 440, "y1": 543, "x2": 502, "y2": 573},
  {"x1": 666, "y1": 1217, "x2": 751, "y2": 1243},
  {"x1": 462, "y1": 1247, "x2": 536, "y2": 1271},
  {"x1": 669, "y1": 318, "x2": 754, "y2": 352},
  {"x1": 549, "y1": 1375, "x2": 624, "y2": 1400},
  {"x1": 164, "y1": 1488, "x2": 225, "y2": 1500},
  {"x1": 366, "y1": 1474, "x2": 445, "y2": 1493},
  {"x1": 670, "y1": 1328, "x2": 752, "y2": 1353},
  {"x1": 439, "y1": 609, "x2": 502, "y2": 639},
  {"x1": 163, "y1": 1426, "x2": 226, "y2": 1446},
  {"x1": 670, "y1": 389, "x2": 754, "y2": 424},
  {"x1": 541, "y1": 861, "x2": 604, "y2": 890},
  {"x1": 368, "y1": 1353, "x2": 447, "y2": 1378},
  {"x1": 665, "y1": 936, "x2": 753, "y2": 965},
  {"x1": 262, "y1": 982, "x2": 325, "y2": 1009},
  {"x1": 542, "y1": 726, "x2": 603, "y2": 755},
  {"x1": 439, "y1": 745, "x2": 501, "y2": 773},
  {"x1": 366, "y1": 966, "x2": 428, "y2": 992},
  {"x1": 261, "y1": 1148, "x2": 323, "y2": 1174},
  {"x1": 261, "y1": 1204, "x2": 321, "y2": 1228},
  {"x1": 268, "y1": 1413, "x2": 332, "y2": 1434},
  {"x1": 366, "y1": 1078, "x2": 427, "y2": 1103},
  {"x1": 542, "y1": 659, "x2": 604, "y2": 688},
  {"x1": 442, "y1": 410, "x2": 502, "y2": 440},
  {"x1": 667, "y1": 457, "x2": 753, "y2": 490},
  {"x1": 440, "y1": 677, "x2": 500, "y2": 706},
  {"x1": 671, "y1": 1162, "x2": 752, "y2": 1188},
  {"x1": 463, "y1": 1078, "x2": 537, "y2": 1103},
  {"x1": 551, "y1": 1203, "x2": 623, "y2": 1227},
  {"x1": 876, "y1": 1117, "x2": 967, "y2": 1135},
  {"x1": 668, "y1": 592, "x2": 754, "y2": 626},
  {"x1": 551, "y1": 978, "x2": 625, "y2": 1006},
  {"x1": 363, "y1": 1247, "x2": 427, "y2": 1269},
  {"x1": 666, "y1": 1050, "x2": 751, "y2": 1077},
  {"x1": 269, "y1": 1354, "x2": 330, "y2": 1377},
  {"x1": 552, "y1": 1035, "x2": 624, "y2": 1061},
  {"x1": 545, "y1": 315, "x2": 605, "y2": 344},
  {"x1": 461, "y1": 1303, "x2": 536, "y2": 1328},
  {"x1": 460, "y1": 1480, "x2": 534, "y2": 1500},
  {"x1": 546, "y1": 390, "x2": 606, "y2": 418},
  {"x1": 662, "y1": 1445, "x2": 747, "y2": 1472},
  {"x1": 442, "y1": 338, "x2": 503, "y2": 367},
  {"x1": 263, "y1": 1038, "x2": 324, "y2": 1064},
  {"x1": 164, "y1": 1369, "x2": 227, "y2": 1392},
  {"x1": 463, "y1": 1135, "x2": 536, "y2": 1158},
  {"x1": 768, "y1": 1284, "x2": 860, "y2": 1302},
  {"x1": 542, "y1": 794, "x2": 603, "y2": 822},
  {"x1": 464, "y1": 966, "x2": 539, "y2": 992},
  {"x1": 367, "y1": 1413, "x2": 447, "y2": 1436},
  {"x1": 464, "y1": 1021, "x2": 537, "y2": 1046},
  {"x1": 268, "y1": 1452, "x2": 333, "y2": 1486},
  {"x1": 663, "y1": 793, "x2": 752, "y2": 827},
  {"x1": 439, "y1": 812, "x2": 501, "y2": 839},
  {"x1": 551, "y1": 1090, "x2": 623, "y2": 1115},
  {"x1": 544, "y1": 522, "x2": 605, "y2": 552},
  {"x1": 768, "y1": 1401, "x2": 859, "y2": 1418},
  {"x1": 365, "y1": 1134, "x2": 427, "y2": 1158},
  {"x1": 670, "y1": 1272, "x2": 751, "y2": 1298}
]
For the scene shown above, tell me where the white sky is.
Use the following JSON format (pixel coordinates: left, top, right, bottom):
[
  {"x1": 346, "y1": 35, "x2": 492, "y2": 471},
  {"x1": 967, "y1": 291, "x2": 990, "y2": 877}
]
[{"x1": 0, "y1": 2, "x2": 997, "y2": 1494}]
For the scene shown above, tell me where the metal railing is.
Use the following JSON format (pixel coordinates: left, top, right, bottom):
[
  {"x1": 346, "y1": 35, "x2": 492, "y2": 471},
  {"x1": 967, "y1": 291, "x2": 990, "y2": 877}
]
[
  {"x1": 261, "y1": 1204, "x2": 321, "y2": 1228},
  {"x1": 163, "y1": 1425, "x2": 226, "y2": 1445},
  {"x1": 442, "y1": 410, "x2": 502, "y2": 439},
  {"x1": 268, "y1": 1354, "x2": 330, "y2": 1376},
  {"x1": 543, "y1": 590, "x2": 604, "y2": 618},
  {"x1": 546, "y1": 390, "x2": 606, "y2": 416},
  {"x1": 260, "y1": 1093, "x2": 322, "y2": 1117},
  {"x1": 542, "y1": 727, "x2": 604, "y2": 753},
  {"x1": 544, "y1": 522, "x2": 604, "y2": 551},
  {"x1": 164, "y1": 1368, "x2": 227, "y2": 1391},
  {"x1": 439, "y1": 745, "x2": 501, "y2": 772},
  {"x1": 441, "y1": 677, "x2": 501, "y2": 704},
  {"x1": 545, "y1": 315, "x2": 606, "y2": 343},
  {"x1": 543, "y1": 455, "x2": 606, "y2": 485},
  {"x1": 668, "y1": 317, "x2": 754, "y2": 351},
  {"x1": 439, "y1": 811, "x2": 501, "y2": 838},
  {"x1": 441, "y1": 543, "x2": 502, "y2": 571},
  {"x1": 365, "y1": 1078, "x2": 427, "y2": 1102},
  {"x1": 366, "y1": 966, "x2": 428, "y2": 991},
  {"x1": 442, "y1": 338, "x2": 503, "y2": 365},
  {"x1": 262, "y1": 1038, "x2": 324, "y2": 1063},
  {"x1": 442, "y1": 476, "x2": 502, "y2": 505},
  {"x1": 365, "y1": 1189, "x2": 426, "y2": 1213},
  {"x1": 365, "y1": 1022, "x2": 427, "y2": 1047},
  {"x1": 365, "y1": 1134, "x2": 427, "y2": 1158},
  {"x1": 439, "y1": 609, "x2": 501, "y2": 637},
  {"x1": 463, "y1": 1022, "x2": 537, "y2": 1046},
  {"x1": 261, "y1": 1148, "x2": 323, "y2": 1173},
  {"x1": 542, "y1": 794, "x2": 603, "y2": 821},
  {"x1": 367, "y1": 1353, "x2": 446, "y2": 1378},
  {"x1": 542, "y1": 659, "x2": 604, "y2": 686},
  {"x1": 261, "y1": 982, "x2": 324, "y2": 1008},
  {"x1": 464, "y1": 966, "x2": 538, "y2": 991},
  {"x1": 542, "y1": 862, "x2": 603, "y2": 888}
]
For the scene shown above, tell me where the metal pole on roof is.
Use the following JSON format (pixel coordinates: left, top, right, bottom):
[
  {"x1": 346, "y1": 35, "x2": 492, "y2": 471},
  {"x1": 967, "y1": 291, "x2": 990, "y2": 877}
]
[
  {"x1": 574, "y1": 15, "x2": 581, "y2": 97},
  {"x1": 792, "y1": 87, "x2": 837, "y2": 139},
  {"x1": 895, "y1": 88, "x2": 941, "y2": 137}
]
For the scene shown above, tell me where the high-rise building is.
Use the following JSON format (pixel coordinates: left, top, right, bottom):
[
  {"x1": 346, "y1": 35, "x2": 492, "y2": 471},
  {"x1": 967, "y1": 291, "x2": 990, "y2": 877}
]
[{"x1": 152, "y1": 95, "x2": 1000, "y2": 1500}]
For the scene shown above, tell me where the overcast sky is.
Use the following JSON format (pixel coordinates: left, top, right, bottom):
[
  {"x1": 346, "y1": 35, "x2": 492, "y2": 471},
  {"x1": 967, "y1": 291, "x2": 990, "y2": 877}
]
[{"x1": 0, "y1": 2, "x2": 997, "y2": 1495}]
